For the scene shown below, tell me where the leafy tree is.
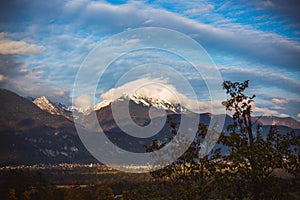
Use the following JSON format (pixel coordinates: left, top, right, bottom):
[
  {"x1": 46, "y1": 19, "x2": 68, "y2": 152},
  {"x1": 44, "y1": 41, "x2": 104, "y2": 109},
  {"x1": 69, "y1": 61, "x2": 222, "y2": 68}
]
[
  {"x1": 221, "y1": 80, "x2": 299, "y2": 199},
  {"x1": 1, "y1": 169, "x2": 54, "y2": 200},
  {"x1": 144, "y1": 80, "x2": 299, "y2": 199},
  {"x1": 64, "y1": 187, "x2": 84, "y2": 200},
  {"x1": 146, "y1": 118, "x2": 222, "y2": 199},
  {"x1": 96, "y1": 185, "x2": 114, "y2": 200},
  {"x1": 23, "y1": 189, "x2": 34, "y2": 200},
  {"x1": 8, "y1": 189, "x2": 17, "y2": 200}
]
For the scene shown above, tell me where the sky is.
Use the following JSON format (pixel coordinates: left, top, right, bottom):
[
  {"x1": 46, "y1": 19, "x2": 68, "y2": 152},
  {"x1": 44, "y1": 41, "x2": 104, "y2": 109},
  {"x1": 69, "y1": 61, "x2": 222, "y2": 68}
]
[{"x1": 0, "y1": 0, "x2": 299, "y2": 119}]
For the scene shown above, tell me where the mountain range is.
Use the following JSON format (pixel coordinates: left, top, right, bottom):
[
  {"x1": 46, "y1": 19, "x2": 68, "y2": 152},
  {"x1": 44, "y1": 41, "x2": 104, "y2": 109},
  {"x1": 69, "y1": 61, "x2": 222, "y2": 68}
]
[
  {"x1": 0, "y1": 88, "x2": 299, "y2": 166},
  {"x1": 252, "y1": 116, "x2": 300, "y2": 130},
  {"x1": 0, "y1": 88, "x2": 96, "y2": 166}
]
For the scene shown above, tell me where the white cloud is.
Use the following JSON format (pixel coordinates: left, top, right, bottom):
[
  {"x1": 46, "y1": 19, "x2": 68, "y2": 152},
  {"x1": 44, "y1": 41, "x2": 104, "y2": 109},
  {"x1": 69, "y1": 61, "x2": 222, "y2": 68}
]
[
  {"x1": 73, "y1": 94, "x2": 92, "y2": 111},
  {"x1": 272, "y1": 98, "x2": 288, "y2": 105},
  {"x1": 261, "y1": 0, "x2": 275, "y2": 8},
  {"x1": 252, "y1": 103, "x2": 279, "y2": 116},
  {"x1": 224, "y1": 99, "x2": 285, "y2": 117},
  {"x1": 0, "y1": 32, "x2": 44, "y2": 55},
  {"x1": 278, "y1": 113, "x2": 289, "y2": 118},
  {"x1": 297, "y1": 113, "x2": 300, "y2": 118},
  {"x1": 0, "y1": 74, "x2": 5, "y2": 82},
  {"x1": 64, "y1": 0, "x2": 89, "y2": 13},
  {"x1": 272, "y1": 105, "x2": 284, "y2": 110},
  {"x1": 124, "y1": 38, "x2": 140, "y2": 46},
  {"x1": 184, "y1": 4, "x2": 214, "y2": 14}
]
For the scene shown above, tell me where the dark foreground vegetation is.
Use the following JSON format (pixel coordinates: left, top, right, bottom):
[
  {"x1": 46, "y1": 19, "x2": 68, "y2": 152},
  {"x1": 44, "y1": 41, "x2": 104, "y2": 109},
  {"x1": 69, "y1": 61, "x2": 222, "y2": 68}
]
[
  {"x1": 0, "y1": 163, "x2": 298, "y2": 200},
  {"x1": 1, "y1": 81, "x2": 299, "y2": 199}
]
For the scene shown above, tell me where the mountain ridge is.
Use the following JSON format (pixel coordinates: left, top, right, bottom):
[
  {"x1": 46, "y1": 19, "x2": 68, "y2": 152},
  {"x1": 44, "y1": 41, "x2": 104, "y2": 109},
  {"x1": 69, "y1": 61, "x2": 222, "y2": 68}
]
[
  {"x1": 33, "y1": 96, "x2": 64, "y2": 116},
  {"x1": 252, "y1": 116, "x2": 300, "y2": 130},
  {"x1": 33, "y1": 96, "x2": 74, "y2": 121}
]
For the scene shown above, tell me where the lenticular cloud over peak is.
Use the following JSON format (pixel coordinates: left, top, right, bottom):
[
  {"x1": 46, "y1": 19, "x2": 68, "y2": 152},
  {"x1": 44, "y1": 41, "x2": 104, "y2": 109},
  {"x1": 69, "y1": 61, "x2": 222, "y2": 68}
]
[{"x1": 101, "y1": 78, "x2": 180, "y2": 104}]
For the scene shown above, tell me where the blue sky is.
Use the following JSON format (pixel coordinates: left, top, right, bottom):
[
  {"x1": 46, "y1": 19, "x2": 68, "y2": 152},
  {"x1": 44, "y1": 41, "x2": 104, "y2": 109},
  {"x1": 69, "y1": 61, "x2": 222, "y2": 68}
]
[{"x1": 0, "y1": 0, "x2": 299, "y2": 119}]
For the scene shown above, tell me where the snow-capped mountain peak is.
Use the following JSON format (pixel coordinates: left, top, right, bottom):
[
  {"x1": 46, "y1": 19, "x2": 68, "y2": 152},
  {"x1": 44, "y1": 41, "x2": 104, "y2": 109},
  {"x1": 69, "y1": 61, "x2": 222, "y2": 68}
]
[
  {"x1": 33, "y1": 96, "x2": 64, "y2": 115},
  {"x1": 94, "y1": 93, "x2": 186, "y2": 113},
  {"x1": 130, "y1": 93, "x2": 185, "y2": 113},
  {"x1": 93, "y1": 99, "x2": 112, "y2": 111}
]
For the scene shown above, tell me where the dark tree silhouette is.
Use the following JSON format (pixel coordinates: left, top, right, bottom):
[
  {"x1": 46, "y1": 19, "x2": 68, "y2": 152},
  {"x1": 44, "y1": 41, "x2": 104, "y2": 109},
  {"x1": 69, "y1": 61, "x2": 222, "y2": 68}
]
[{"x1": 221, "y1": 80, "x2": 299, "y2": 199}]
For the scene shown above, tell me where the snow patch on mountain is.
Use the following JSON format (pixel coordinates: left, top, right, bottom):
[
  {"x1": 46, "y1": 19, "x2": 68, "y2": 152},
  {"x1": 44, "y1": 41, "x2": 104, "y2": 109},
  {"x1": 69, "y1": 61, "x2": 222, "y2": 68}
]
[
  {"x1": 93, "y1": 99, "x2": 111, "y2": 111},
  {"x1": 33, "y1": 96, "x2": 64, "y2": 115}
]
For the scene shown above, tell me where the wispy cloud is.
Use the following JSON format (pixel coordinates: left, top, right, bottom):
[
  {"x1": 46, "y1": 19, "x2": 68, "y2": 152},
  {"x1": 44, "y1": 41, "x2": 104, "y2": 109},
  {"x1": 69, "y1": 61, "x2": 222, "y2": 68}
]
[
  {"x1": 0, "y1": 32, "x2": 44, "y2": 55},
  {"x1": 272, "y1": 98, "x2": 288, "y2": 105},
  {"x1": 253, "y1": 105, "x2": 279, "y2": 116},
  {"x1": 252, "y1": 0, "x2": 300, "y2": 23},
  {"x1": 184, "y1": 4, "x2": 214, "y2": 15},
  {"x1": 219, "y1": 67, "x2": 300, "y2": 95}
]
